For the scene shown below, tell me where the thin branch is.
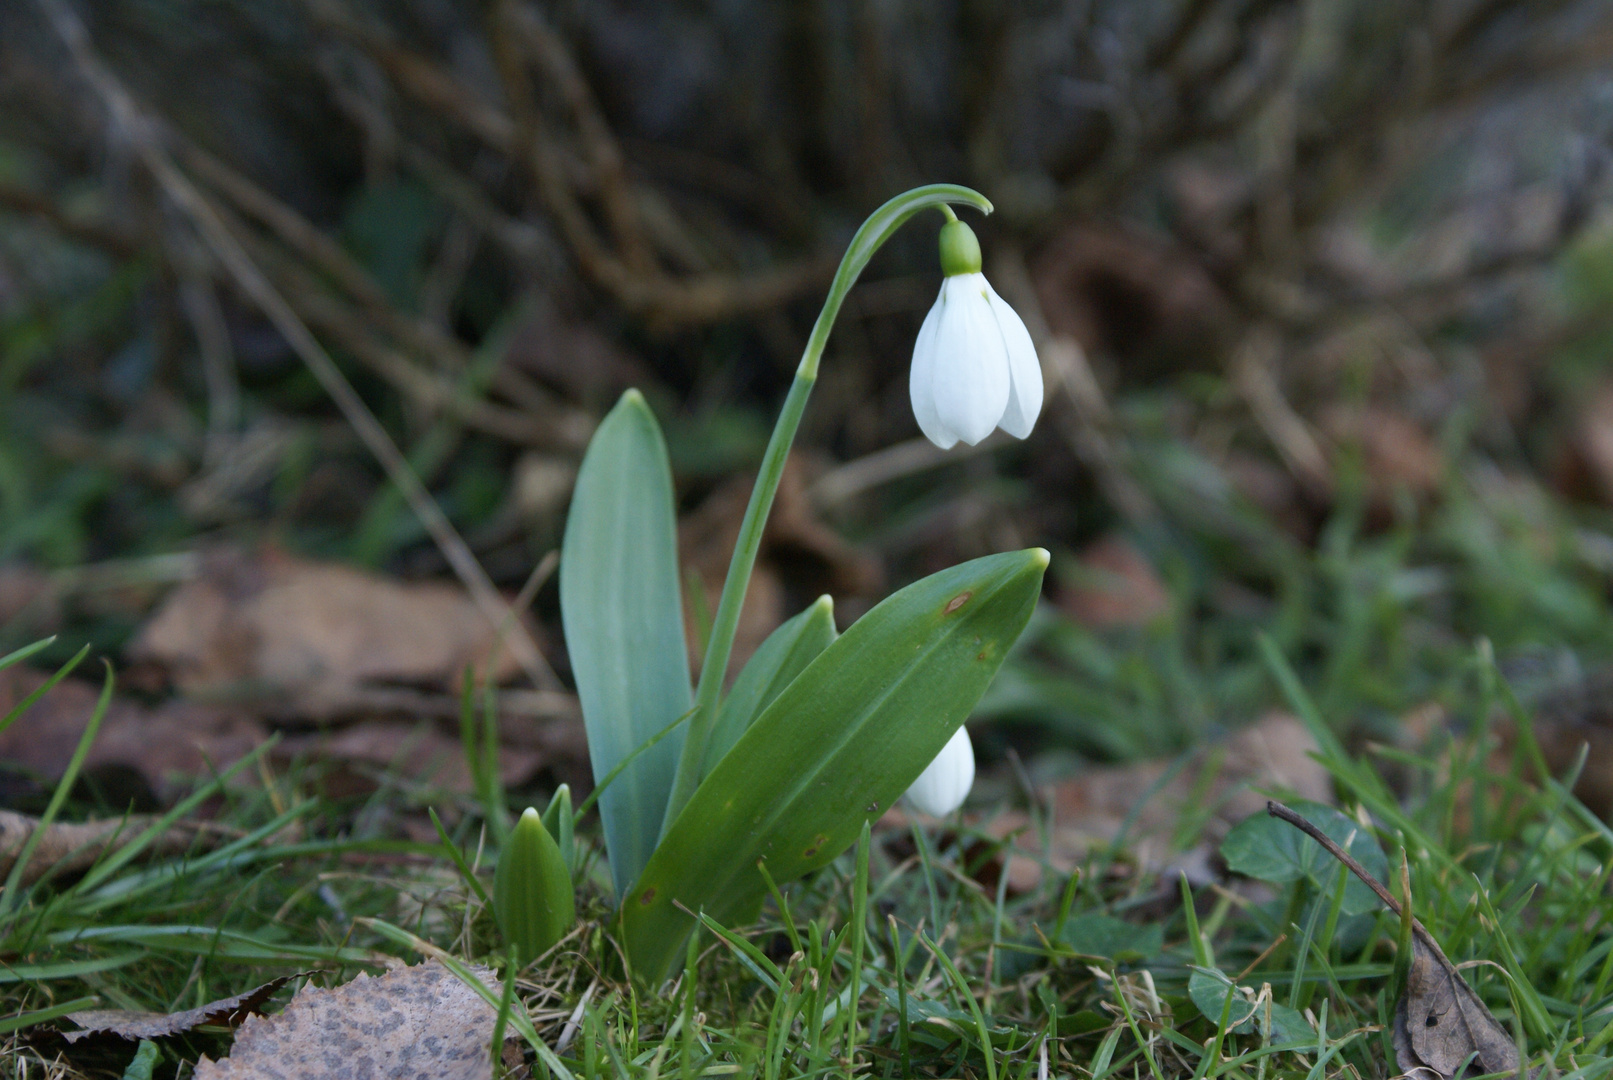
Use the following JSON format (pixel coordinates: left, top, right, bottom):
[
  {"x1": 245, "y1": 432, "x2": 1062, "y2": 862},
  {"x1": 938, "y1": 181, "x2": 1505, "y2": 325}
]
[
  {"x1": 36, "y1": 0, "x2": 561, "y2": 692},
  {"x1": 308, "y1": 0, "x2": 833, "y2": 325}
]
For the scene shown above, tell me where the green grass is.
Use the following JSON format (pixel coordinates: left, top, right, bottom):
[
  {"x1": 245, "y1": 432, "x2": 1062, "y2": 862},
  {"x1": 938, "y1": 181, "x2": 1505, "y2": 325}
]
[{"x1": 1, "y1": 626, "x2": 1609, "y2": 1080}]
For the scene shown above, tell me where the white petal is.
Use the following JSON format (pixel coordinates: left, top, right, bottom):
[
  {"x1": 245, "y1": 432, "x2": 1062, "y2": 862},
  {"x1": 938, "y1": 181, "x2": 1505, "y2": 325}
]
[
  {"x1": 904, "y1": 725, "x2": 975, "y2": 817},
  {"x1": 909, "y1": 289, "x2": 958, "y2": 449},
  {"x1": 928, "y1": 274, "x2": 1009, "y2": 446},
  {"x1": 983, "y1": 279, "x2": 1043, "y2": 439}
]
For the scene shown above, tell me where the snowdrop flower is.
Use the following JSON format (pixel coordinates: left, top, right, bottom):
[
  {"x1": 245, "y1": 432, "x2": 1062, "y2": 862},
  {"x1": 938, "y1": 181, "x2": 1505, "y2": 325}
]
[
  {"x1": 904, "y1": 725, "x2": 975, "y2": 817},
  {"x1": 909, "y1": 216, "x2": 1043, "y2": 449}
]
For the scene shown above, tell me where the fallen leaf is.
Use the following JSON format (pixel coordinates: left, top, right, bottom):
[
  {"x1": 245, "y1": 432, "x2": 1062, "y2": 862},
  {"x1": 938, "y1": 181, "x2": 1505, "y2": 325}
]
[
  {"x1": 275, "y1": 720, "x2": 542, "y2": 798},
  {"x1": 883, "y1": 712, "x2": 1330, "y2": 893},
  {"x1": 1031, "y1": 221, "x2": 1234, "y2": 368},
  {"x1": 1572, "y1": 380, "x2": 1613, "y2": 507},
  {"x1": 0, "y1": 809, "x2": 226, "y2": 887},
  {"x1": 129, "y1": 546, "x2": 526, "y2": 718},
  {"x1": 0, "y1": 562, "x2": 59, "y2": 637},
  {"x1": 1266, "y1": 802, "x2": 1527, "y2": 1080},
  {"x1": 1319, "y1": 405, "x2": 1444, "y2": 498},
  {"x1": 679, "y1": 457, "x2": 879, "y2": 678},
  {"x1": 0, "y1": 666, "x2": 266, "y2": 806},
  {"x1": 65, "y1": 973, "x2": 306, "y2": 1042},
  {"x1": 1057, "y1": 535, "x2": 1171, "y2": 629},
  {"x1": 194, "y1": 961, "x2": 503, "y2": 1080}
]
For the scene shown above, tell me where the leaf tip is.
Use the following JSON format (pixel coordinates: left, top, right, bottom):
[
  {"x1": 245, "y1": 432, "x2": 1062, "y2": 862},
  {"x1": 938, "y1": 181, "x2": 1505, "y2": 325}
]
[{"x1": 1030, "y1": 547, "x2": 1050, "y2": 570}]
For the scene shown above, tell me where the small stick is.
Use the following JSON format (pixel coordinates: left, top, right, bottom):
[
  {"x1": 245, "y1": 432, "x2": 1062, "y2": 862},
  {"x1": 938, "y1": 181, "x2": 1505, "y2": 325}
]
[{"x1": 1265, "y1": 800, "x2": 1459, "y2": 970}]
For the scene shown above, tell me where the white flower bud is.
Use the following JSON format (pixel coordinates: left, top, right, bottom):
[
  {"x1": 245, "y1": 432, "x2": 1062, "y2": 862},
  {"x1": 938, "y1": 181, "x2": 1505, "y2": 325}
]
[
  {"x1": 909, "y1": 271, "x2": 1044, "y2": 449},
  {"x1": 904, "y1": 725, "x2": 975, "y2": 817}
]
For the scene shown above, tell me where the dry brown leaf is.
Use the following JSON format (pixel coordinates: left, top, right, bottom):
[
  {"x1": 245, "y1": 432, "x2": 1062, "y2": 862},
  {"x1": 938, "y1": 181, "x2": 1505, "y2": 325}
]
[
  {"x1": 679, "y1": 457, "x2": 879, "y2": 678},
  {"x1": 0, "y1": 809, "x2": 225, "y2": 887},
  {"x1": 1057, "y1": 535, "x2": 1171, "y2": 629},
  {"x1": 275, "y1": 720, "x2": 542, "y2": 797},
  {"x1": 0, "y1": 666, "x2": 265, "y2": 805},
  {"x1": 1319, "y1": 405, "x2": 1444, "y2": 498},
  {"x1": 1572, "y1": 380, "x2": 1613, "y2": 507},
  {"x1": 882, "y1": 712, "x2": 1330, "y2": 893},
  {"x1": 129, "y1": 546, "x2": 526, "y2": 718},
  {"x1": 1268, "y1": 803, "x2": 1528, "y2": 1080},
  {"x1": 1031, "y1": 221, "x2": 1234, "y2": 366},
  {"x1": 65, "y1": 973, "x2": 306, "y2": 1042},
  {"x1": 194, "y1": 961, "x2": 503, "y2": 1080}
]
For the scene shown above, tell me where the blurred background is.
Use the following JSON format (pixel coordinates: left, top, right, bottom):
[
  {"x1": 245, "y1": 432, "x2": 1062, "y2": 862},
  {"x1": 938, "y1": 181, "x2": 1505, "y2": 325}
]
[{"x1": 4, "y1": 0, "x2": 1613, "y2": 834}]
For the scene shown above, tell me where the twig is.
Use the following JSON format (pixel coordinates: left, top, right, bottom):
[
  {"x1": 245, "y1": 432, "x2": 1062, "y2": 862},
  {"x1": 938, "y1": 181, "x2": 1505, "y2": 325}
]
[
  {"x1": 36, "y1": 0, "x2": 560, "y2": 692},
  {"x1": 498, "y1": 0, "x2": 651, "y2": 273},
  {"x1": 1264, "y1": 800, "x2": 1461, "y2": 972},
  {"x1": 0, "y1": 179, "x2": 142, "y2": 257},
  {"x1": 309, "y1": 0, "x2": 833, "y2": 325},
  {"x1": 185, "y1": 142, "x2": 594, "y2": 444}
]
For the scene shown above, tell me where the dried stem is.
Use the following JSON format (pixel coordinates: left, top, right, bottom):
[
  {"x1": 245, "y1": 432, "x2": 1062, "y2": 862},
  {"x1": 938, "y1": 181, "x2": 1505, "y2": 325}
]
[{"x1": 36, "y1": 0, "x2": 560, "y2": 692}]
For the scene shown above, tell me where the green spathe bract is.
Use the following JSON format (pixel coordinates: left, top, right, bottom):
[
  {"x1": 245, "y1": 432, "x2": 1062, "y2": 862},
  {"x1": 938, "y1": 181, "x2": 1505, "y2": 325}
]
[
  {"x1": 560, "y1": 390, "x2": 692, "y2": 898},
  {"x1": 619, "y1": 548, "x2": 1048, "y2": 983},
  {"x1": 494, "y1": 807, "x2": 575, "y2": 966}
]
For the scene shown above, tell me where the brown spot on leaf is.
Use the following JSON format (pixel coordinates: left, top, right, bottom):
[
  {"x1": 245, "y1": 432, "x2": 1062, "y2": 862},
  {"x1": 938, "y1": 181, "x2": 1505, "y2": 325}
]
[{"x1": 944, "y1": 592, "x2": 972, "y2": 615}]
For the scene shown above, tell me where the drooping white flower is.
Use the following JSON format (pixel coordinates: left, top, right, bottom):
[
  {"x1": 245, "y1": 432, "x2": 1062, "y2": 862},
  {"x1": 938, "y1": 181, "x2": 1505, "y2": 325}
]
[
  {"x1": 909, "y1": 219, "x2": 1043, "y2": 450},
  {"x1": 904, "y1": 725, "x2": 975, "y2": 817}
]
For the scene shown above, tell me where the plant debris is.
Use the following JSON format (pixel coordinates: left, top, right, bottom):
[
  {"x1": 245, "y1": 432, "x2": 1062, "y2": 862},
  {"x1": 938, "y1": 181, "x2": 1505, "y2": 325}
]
[
  {"x1": 129, "y1": 546, "x2": 528, "y2": 718},
  {"x1": 64, "y1": 973, "x2": 308, "y2": 1042},
  {"x1": 193, "y1": 961, "x2": 503, "y2": 1080},
  {"x1": 0, "y1": 810, "x2": 223, "y2": 887},
  {"x1": 1266, "y1": 801, "x2": 1529, "y2": 1080}
]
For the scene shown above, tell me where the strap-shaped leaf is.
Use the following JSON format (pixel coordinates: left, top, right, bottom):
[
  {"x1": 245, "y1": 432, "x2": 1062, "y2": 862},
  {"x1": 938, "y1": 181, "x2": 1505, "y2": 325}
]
[
  {"x1": 560, "y1": 390, "x2": 691, "y2": 898},
  {"x1": 620, "y1": 548, "x2": 1047, "y2": 982},
  {"x1": 703, "y1": 594, "x2": 837, "y2": 775}
]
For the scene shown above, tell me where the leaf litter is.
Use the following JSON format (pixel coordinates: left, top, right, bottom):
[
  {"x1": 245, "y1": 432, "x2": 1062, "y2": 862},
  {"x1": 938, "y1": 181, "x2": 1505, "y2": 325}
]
[
  {"x1": 193, "y1": 961, "x2": 506, "y2": 1080},
  {"x1": 64, "y1": 972, "x2": 308, "y2": 1042},
  {"x1": 1266, "y1": 801, "x2": 1531, "y2": 1080}
]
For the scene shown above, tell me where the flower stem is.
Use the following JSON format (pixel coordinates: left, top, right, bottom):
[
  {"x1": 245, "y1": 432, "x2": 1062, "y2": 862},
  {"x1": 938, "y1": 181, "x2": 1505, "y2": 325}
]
[{"x1": 660, "y1": 183, "x2": 993, "y2": 835}]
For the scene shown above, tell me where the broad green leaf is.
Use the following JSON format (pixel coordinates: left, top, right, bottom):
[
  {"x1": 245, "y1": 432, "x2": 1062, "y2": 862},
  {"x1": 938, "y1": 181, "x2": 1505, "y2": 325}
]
[
  {"x1": 1059, "y1": 914, "x2": 1163, "y2": 963},
  {"x1": 560, "y1": 390, "x2": 692, "y2": 898},
  {"x1": 1220, "y1": 799, "x2": 1388, "y2": 916},
  {"x1": 704, "y1": 595, "x2": 837, "y2": 774},
  {"x1": 494, "y1": 808, "x2": 575, "y2": 966},
  {"x1": 620, "y1": 548, "x2": 1047, "y2": 983},
  {"x1": 1188, "y1": 967, "x2": 1314, "y2": 1041}
]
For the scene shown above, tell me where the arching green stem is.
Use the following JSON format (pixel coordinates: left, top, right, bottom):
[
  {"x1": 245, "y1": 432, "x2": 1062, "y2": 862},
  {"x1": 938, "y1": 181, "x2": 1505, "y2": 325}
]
[{"x1": 661, "y1": 183, "x2": 993, "y2": 835}]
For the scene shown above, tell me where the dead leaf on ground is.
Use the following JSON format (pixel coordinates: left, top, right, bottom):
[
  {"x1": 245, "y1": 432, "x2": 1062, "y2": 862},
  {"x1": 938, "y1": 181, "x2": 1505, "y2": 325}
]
[
  {"x1": 1570, "y1": 379, "x2": 1613, "y2": 508},
  {"x1": 679, "y1": 457, "x2": 880, "y2": 678},
  {"x1": 275, "y1": 720, "x2": 542, "y2": 798},
  {"x1": 1268, "y1": 803, "x2": 1529, "y2": 1080},
  {"x1": 0, "y1": 665, "x2": 266, "y2": 806},
  {"x1": 0, "y1": 809, "x2": 226, "y2": 887},
  {"x1": 194, "y1": 961, "x2": 504, "y2": 1080},
  {"x1": 882, "y1": 712, "x2": 1331, "y2": 893},
  {"x1": 65, "y1": 973, "x2": 307, "y2": 1042},
  {"x1": 129, "y1": 545, "x2": 527, "y2": 719},
  {"x1": 0, "y1": 562, "x2": 59, "y2": 637},
  {"x1": 1032, "y1": 220, "x2": 1235, "y2": 371},
  {"x1": 1057, "y1": 534, "x2": 1171, "y2": 629},
  {"x1": 1319, "y1": 405, "x2": 1444, "y2": 499}
]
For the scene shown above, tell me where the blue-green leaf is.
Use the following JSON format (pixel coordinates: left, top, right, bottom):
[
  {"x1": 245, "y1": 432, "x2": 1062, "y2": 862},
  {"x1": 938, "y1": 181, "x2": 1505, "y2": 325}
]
[
  {"x1": 620, "y1": 548, "x2": 1047, "y2": 983},
  {"x1": 705, "y1": 595, "x2": 837, "y2": 774},
  {"x1": 560, "y1": 390, "x2": 692, "y2": 898}
]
